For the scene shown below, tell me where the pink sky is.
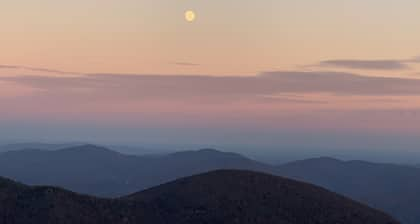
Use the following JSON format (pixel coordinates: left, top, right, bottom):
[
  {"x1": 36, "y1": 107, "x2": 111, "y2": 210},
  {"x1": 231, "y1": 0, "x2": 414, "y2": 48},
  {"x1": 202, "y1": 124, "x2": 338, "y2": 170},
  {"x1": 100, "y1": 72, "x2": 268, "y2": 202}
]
[{"x1": 1, "y1": 1, "x2": 420, "y2": 148}]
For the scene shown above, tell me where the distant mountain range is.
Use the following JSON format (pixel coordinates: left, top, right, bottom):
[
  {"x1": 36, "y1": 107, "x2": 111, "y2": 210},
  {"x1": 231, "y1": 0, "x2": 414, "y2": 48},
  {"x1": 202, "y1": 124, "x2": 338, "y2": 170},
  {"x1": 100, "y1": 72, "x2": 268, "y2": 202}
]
[
  {"x1": 0, "y1": 142, "x2": 159, "y2": 156},
  {"x1": 0, "y1": 142, "x2": 81, "y2": 152},
  {"x1": 0, "y1": 170, "x2": 399, "y2": 224},
  {"x1": 0, "y1": 145, "x2": 419, "y2": 223},
  {"x1": 0, "y1": 145, "x2": 272, "y2": 196},
  {"x1": 277, "y1": 157, "x2": 420, "y2": 224}
]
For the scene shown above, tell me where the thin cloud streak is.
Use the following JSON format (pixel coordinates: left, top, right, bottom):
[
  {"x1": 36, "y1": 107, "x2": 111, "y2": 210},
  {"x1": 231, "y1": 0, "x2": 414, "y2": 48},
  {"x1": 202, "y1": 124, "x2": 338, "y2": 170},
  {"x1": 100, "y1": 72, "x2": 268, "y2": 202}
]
[
  {"x1": 174, "y1": 62, "x2": 201, "y2": 67},
  {"x1": 316, "y1": 55, "x2": 420, "y2": 71},
  {"x1": 0, "y1": 64, "x2": 82, "y2": 75},
  {"x1": 319, "y1": 60, "x2": 409, "y2": 70},
  {"x1": 258, "y1": 95, "x2": 329, "y2": 104}
]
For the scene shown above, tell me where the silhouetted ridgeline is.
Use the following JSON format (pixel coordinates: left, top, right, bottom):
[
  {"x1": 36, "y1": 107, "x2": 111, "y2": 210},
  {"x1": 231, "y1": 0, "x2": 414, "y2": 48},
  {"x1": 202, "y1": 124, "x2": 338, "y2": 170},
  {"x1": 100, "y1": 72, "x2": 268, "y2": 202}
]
[
  {"x1": 0, "y1": 145, "x2": 419, "y2": 223},
  {"x1": 0, "y1": 170, "x2": 399, "y2": 224},
  {"x1": 0, "y1": 145, "x2": 272, "y2": 196}
]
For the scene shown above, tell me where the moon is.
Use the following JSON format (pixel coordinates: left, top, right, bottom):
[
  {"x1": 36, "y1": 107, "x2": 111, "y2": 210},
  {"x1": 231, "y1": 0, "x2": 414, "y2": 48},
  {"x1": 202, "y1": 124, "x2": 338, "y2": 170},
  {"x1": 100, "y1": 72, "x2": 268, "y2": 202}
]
[{"x1": 185, "y1": 10, "x2": 196, "y2": 22}]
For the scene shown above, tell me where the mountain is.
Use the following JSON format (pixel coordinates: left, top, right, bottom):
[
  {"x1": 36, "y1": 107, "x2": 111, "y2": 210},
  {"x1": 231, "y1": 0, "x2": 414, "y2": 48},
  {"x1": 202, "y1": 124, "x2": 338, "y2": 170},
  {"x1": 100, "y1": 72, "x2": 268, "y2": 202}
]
[
  {"x1": 0, "y1": 170, "x2": 399, "y2": 224},
  {"x1": 0, "y1": 145, "x2": 272, "y2": 197},
  {"x1": 1, "y1": 145, "x2": 419, "y2": 223},
  {"x1": 0, "y1": 144, "x2": 141, "y2": 196},
  {"x1": 0, "y1": 176, "x2": 126, "y2": 224},
  {"x1": 0, "y1": 142, "x2": 82, "y2": 152},
  {"x1": 277, "y1": 157, "x2": 420, "y2": 224}
]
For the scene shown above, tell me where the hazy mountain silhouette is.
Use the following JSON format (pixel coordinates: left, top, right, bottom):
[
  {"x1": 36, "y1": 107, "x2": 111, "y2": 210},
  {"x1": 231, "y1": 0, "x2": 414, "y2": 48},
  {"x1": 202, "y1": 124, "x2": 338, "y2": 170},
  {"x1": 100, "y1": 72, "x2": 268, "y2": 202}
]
[
  {"x1": 1, "y1": 145, "x2": 419, "y2": 223},
  {"x1": 277, "y1": 157, "x2": 420, "y2": 224},
  {"x1": 0, "y1": 142, "x2": 81, "y2": 152},
  {"x1": 0, "y1": 170, "x2": 399, "y2": 224},
  {"x1": 0, "y1": 145, "x2": 272, "y2": 197}
]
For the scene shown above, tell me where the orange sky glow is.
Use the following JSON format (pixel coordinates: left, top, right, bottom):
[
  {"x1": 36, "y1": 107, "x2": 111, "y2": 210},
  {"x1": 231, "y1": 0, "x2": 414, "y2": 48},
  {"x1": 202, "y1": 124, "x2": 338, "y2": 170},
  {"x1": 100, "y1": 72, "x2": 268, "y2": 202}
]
[{"x1": 1, "y1": 0, "x2": 420, "y2": 145}]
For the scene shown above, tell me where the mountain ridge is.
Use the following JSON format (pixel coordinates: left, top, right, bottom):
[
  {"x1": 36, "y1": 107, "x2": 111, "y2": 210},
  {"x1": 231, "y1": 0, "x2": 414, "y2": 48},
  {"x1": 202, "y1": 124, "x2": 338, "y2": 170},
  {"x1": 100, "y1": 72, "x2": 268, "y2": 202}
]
[
  {"x1": 0, "y1": 144, "x2": 419, "y2": 223},
  {"x1": 0, "y1": 170, "x2": 399, "y2": 224}
]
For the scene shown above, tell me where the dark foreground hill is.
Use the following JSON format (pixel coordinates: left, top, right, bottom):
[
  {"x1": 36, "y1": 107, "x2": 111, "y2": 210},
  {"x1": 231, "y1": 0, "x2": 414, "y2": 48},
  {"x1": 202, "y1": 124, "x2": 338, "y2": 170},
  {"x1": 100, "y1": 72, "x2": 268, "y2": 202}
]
[{"x1": 0, "y1": 170, "x2": 399, "y2": 224}]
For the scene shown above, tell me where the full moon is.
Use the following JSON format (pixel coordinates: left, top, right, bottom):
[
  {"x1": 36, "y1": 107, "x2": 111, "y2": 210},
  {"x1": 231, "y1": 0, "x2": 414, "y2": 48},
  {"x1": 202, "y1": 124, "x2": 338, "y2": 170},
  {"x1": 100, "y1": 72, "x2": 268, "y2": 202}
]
[{"x1": 185, "y1": 10, "x2": 196, "y2": 22}]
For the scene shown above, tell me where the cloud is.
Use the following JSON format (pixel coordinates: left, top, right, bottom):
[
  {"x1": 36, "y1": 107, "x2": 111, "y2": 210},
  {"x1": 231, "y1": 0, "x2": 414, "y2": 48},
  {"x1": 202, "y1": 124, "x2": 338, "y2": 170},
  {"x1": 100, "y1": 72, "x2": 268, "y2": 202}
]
[
  {"x1": 257, "y1": 95, "x2": 329, "y2": 104},
  {"x1": 319, "y1": 60, "x2": 409, "y2": 70},
  {"x1": 316, "y1": 55, "x2": 420, "y2": 71},
  {"x1": 0, "y1": 65, "x2": 18, "y2": 69},
  {"x1": 1, "y1": 71, "x2": 420, "y2": 138},
  {"x1": 2, "y1": 71, "x2": 420, "y2": 104},
  {"x1": 409, "y1": 56, "x2": 420, "y2": 63},
  {"x1": 0, "y1": 64, "x2": 82, "y2": 75},
  {"x1": 174, "y1": 62, "x2": 201, "y2": 66}
]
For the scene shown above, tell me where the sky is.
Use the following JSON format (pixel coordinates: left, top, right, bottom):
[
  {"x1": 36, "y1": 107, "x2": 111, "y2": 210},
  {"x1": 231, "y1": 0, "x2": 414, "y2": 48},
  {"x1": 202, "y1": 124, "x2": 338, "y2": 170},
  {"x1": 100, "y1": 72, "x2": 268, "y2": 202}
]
[{"x1": 1, "y1": 0, "x2": 420, "y2": 157}]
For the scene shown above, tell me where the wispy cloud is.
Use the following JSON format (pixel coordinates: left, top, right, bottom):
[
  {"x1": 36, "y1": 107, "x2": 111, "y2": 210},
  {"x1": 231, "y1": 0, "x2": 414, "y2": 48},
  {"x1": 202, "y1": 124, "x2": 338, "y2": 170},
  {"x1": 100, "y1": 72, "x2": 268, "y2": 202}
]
[
  {"x1": 258, "y1": 95, "x2": 328, "y2": 104},
  {"x1": 2, "y1": 71, "x2": 420, "y2": 103},
  {"x1": 409, "y1": 56, "x2": 420, "y2": 63},
  {"x1": 319, "y1": 60, "x2": 409, "y2": 70},
  {"x1": 314, "y1": 56, "x2": 420, "y2": 71},
  {"x1": 1, "y1": 71, "x2": 420, "y2": 137},
  {"x1": 0, "y1": 64, "x2": 82, "y2": 75},
  {"x1": 174, "y1": 62, "x2": 201, "y2": 67},
  {"x1": 0, "y1": 65, "x2": 18, "y2": 69}
]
